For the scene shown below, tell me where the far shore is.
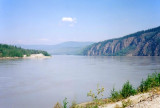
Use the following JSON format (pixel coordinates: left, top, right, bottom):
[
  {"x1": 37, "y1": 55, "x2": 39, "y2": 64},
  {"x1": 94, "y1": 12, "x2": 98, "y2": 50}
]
[{"x1": 0, "y1": 53, "x2": 51, "y2": 60}]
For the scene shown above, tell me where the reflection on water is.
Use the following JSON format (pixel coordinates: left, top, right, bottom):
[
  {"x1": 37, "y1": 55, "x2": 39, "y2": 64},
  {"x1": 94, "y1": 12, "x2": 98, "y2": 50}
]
[{"x1": 0, "y1": 56, "x2": 160, "y2": 108}]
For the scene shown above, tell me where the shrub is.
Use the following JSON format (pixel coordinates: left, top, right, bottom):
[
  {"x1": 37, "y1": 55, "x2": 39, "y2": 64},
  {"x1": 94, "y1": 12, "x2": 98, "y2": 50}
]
[
  {"x1": 120, "y1": 81, "x2": 136, "y2": 98},
  {"x1": 110, "y1": 87, "x2": 122, "y2": 101},
  {"x1": 138, "y1": 79, "x2": 145, "y2": 92},
  {"x1": 138, "y1": 72, "x2": 160, "y2": 92}
]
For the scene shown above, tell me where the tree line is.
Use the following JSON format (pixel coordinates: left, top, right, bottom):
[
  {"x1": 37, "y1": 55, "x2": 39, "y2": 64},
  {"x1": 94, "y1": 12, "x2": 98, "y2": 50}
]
[{"x1": 0, "y1": 44, "x2": 50, "y2": 57}]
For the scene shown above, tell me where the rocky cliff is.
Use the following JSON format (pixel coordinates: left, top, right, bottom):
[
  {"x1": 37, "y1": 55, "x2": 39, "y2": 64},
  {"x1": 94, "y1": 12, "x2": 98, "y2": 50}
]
[{"x1": 83, "y1": 26, "x2": 160, "y2": 56}]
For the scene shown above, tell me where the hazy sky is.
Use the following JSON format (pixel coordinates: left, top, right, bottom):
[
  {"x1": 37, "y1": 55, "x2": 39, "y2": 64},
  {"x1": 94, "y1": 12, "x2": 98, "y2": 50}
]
[{"x1": 0, "y1": 0, "x2": 160, "y2": 45}]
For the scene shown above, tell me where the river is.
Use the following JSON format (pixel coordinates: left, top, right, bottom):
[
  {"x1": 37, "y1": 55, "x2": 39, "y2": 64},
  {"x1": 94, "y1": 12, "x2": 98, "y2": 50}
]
[{"x1": 0, "y1": 55, "x2": 160, "y2": 108}]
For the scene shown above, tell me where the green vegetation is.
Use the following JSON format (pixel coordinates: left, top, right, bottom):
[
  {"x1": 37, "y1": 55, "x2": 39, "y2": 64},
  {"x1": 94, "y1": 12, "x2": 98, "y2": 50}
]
[
  {"x1": 110, "y1": 81, "x2": 136, "y2": 101},
  {"x1": 110, "y1": 72, "x2": 160, "y2": 102},
  {"x1": 63, "y1": 98, "x2": 68, "y2": 108},
  {"x1": 110, "y1": 87, "x2": 121, "y2": 101},
  {"x1": 54, "y1": 72, "x2": 160, "y2": 108},
  {"x1": 0, "y1": 44, "x2": 50, "y2": 57},
  {"x1": 53, "y1": 98, "x2": 68, "y2": 108},
  {"x1": 120, "y1": 81, "x2": 137, "y2": 98},
  {"x1": 137, "y1": 72, "x2": 160, "y2": 92}
]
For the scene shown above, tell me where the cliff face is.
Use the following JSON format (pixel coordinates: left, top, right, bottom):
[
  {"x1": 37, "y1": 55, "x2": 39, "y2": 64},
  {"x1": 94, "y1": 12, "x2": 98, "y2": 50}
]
[{"x1": 83, "y1": 26, "x2": 160, "y2": 56}]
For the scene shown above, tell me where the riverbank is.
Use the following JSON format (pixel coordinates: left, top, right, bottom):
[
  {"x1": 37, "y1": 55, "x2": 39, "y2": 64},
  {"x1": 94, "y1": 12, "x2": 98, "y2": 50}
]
[
  {"x1": 76, "y1": 87, "x2": 160, "y2": 108},
  {"x1": 74, "y1": 72, "x2": 160, "y2": 108},
  {"x1": 0, "y1": 53, "x2": 51, "y2": 59},
  {"x1": 101, "y1": 88, "x2": 160, "y2": 108},
  {"x1": 23, "y1": 53, "x2": 51, "y2": 59}
]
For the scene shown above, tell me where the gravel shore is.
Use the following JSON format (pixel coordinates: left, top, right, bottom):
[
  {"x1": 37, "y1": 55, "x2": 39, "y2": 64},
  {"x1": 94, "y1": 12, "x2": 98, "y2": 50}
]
[
  {"x1": 0, "y1": 53, "x2": 51, "y2": 59},
  {"x1": 23, "y1": 53, "x2": 51, "y2": 59}
]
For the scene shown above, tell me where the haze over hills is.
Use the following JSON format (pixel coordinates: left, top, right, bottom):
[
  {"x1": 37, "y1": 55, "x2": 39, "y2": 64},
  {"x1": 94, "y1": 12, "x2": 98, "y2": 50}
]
[
  {"x1": 19, "y1": 41, "x2": 94, "y2": 55},
  {"x1": 83, "y1": 26, "x2": 160, "y2": 56}
]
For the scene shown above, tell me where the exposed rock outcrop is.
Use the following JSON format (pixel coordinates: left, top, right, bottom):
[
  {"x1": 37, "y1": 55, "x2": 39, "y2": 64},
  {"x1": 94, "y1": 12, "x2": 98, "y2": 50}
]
[{"x1": 83, "y1": 26, "x2": 160, "y2": 56}]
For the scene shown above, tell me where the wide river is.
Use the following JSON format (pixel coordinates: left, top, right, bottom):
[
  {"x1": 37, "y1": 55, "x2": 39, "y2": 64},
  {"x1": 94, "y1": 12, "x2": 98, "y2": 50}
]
[{"x1": 0, "y1": 55, "x2": 160, "y2": 108}]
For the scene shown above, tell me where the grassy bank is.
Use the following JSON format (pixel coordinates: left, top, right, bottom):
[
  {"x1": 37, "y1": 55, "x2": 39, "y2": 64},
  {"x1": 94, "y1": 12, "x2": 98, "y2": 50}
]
[{"x1": 53, "y1": 72, "x2": 160, "y2": 108}]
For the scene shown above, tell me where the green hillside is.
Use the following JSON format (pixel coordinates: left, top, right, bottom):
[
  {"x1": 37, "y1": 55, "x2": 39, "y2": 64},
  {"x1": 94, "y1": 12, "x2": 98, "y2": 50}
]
[{"x1": 0, "y1": 44, "x2": 50, "y2": 57}]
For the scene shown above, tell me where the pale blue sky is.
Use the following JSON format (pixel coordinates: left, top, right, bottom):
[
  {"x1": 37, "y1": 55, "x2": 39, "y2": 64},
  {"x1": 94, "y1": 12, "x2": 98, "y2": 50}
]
[{"x1": 0, "y1": 0, "x2": 160, "y2": 45}]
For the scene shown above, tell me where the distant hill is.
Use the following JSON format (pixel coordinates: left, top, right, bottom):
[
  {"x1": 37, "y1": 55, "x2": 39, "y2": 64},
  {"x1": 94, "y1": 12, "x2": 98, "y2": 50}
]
[
  {"x1": 0, "y1": 44, "x2": 50, "y2": 57},
  {"x1": 19, "y1": 41, "x2": 94, "y2": 55},
  {"x1": 83, "y1": 26, "x2": 160, "y2": 56}
]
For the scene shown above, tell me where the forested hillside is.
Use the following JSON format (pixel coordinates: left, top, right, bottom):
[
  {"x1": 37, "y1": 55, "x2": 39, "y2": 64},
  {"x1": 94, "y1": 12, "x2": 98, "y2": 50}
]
[{"x1": 0, "y1": 44, "x2": 50, "y2": 57}]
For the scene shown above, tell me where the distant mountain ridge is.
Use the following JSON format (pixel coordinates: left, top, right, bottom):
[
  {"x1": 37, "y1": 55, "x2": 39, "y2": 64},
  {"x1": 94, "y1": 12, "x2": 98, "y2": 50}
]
[
  {"x1": 19, "y1": 41, "x2": 94, "y2": 55},
  {"x1": 83, "y1": 26, "x2": 160, "y2": 56}
]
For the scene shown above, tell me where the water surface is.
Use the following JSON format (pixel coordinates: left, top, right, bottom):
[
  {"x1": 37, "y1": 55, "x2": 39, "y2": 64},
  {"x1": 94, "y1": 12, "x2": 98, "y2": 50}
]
[{"x1": 0, "y1": 55, "x2": 160, "y2": 108}]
